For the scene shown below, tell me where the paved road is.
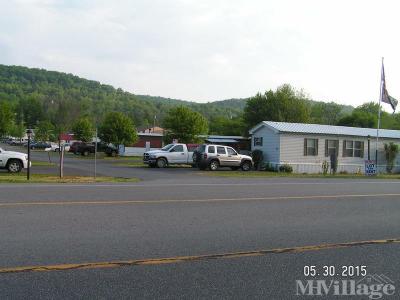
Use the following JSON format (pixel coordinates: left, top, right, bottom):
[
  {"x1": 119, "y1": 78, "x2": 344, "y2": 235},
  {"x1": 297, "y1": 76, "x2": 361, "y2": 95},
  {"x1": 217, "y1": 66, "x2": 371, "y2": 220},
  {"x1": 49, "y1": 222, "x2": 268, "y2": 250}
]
[{"x1": 1, "y1": 174, "x2": 400, "y2": 299}]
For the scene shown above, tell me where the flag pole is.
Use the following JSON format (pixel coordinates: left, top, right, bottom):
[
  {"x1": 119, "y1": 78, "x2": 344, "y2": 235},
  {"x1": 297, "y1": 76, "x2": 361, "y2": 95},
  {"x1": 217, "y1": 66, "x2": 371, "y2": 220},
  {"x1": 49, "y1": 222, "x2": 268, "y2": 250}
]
[{"x1": 376, "y1": 57, "x2": 384, "y2": 171}]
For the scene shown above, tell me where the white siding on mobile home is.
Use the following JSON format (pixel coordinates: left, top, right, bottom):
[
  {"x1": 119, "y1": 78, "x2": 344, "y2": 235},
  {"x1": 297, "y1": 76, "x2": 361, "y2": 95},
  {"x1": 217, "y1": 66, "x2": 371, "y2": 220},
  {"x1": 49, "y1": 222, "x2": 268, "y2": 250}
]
[{"x1": 249, "y1": 121, "x2": 400, "y2": 174}]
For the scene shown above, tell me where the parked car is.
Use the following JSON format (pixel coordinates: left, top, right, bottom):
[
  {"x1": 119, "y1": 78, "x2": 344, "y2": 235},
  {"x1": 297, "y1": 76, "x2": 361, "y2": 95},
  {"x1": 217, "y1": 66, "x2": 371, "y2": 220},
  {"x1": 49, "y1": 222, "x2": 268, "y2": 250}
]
[
  {"x1": 69, "y1": 142, "x2": 84, "y2": 154},
  {"x1": 9, "y1": 139, "x2": 26, "y2": 146},
  {"x1": 46, "y1": 142, "x2": 71, "y2": 152},
  {"x1": 195, "y1": 144, "x2": 253, "y2": 171},
  {"x1": 104, "y1": 144, "x2": 118, "y2": 157},
  {"x1": 0, "y1": 147, "x2": 30, "y2": 173},
  {"x1": 143, "y1": 143, "x2": 199, "y2": 168},
  {"x1": 69, "y1": 142, "x2": 117, "y2": 156},
  {"x1": 30, "y1": 142, "x2": 51, "y2": 150}
]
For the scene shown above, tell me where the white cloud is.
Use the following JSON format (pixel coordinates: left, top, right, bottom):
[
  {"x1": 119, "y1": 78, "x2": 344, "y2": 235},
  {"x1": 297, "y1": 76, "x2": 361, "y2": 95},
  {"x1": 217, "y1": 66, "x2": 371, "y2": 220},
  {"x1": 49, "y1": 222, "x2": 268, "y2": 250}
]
[{"x1": 1, "y1": 0, "x2": 400, "y2": 108}]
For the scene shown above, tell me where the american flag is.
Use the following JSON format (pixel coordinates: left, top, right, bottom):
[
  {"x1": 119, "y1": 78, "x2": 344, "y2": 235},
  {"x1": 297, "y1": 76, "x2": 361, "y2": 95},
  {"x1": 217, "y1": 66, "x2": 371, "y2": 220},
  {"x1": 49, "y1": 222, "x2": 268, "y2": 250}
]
[{"x1": 381, "y1": 62, "x2": 398, "y2": 112}]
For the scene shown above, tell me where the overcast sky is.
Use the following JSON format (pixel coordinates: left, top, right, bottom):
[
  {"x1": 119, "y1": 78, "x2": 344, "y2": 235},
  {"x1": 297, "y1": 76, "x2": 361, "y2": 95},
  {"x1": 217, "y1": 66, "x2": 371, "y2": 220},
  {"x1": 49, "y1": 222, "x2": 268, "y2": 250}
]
[{"x1": 1, "y1": 0, "x2": 400, "y2": 108}]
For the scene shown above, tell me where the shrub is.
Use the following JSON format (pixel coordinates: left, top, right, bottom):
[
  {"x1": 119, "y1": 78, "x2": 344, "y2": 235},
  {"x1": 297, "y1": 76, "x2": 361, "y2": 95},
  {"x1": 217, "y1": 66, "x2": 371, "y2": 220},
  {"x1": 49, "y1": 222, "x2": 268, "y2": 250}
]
[
  {"x1": 264, "y1": 162, "x2": 277, "y2": 172},
  {"x1": 322, "y1": 161, "x2": 329, "y2": 175},
  {"x1": 384, "y1": 142, "x2": 399, "y2": 173},
  {"x1": 279, "y1": 164, "x2": 293, "y2": 173},
  {"x1": 252, "y1": 150, "x2": 264, "y2": 170}
]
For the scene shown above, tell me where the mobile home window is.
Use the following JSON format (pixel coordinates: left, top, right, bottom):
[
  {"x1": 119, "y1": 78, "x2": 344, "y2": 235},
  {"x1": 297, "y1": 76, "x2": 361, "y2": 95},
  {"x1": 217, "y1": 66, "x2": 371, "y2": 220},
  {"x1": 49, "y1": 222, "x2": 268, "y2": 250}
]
[
  {"x1": 254, "y1": 137, "x2": 263, "y2": 146},
  {"x1": 343, "y1": 140, "x2": 364, "y2": 158},
  {"x1": 343, "y1": 140, "x2": 354, "y2": 157},
  {"x1": 354, "y1": 141, "x2": 364, "y2": 158},
  {"x1": 304, "y1": 138, "x2": 318, "y2": 156},
  {"x1": 325, "y1": 140, "x2": 339, "y2": 157}
]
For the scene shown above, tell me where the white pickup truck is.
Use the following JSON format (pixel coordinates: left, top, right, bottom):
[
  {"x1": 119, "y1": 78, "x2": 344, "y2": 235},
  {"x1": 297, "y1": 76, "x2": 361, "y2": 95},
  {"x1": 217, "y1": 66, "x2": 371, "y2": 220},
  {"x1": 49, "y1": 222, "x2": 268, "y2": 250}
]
[
  {"x1": 143, "y1": 143, "x2": 198, "y2": 168},
  {"x1": 0, "y1": 147, "x2": 30, "y2": 173}
]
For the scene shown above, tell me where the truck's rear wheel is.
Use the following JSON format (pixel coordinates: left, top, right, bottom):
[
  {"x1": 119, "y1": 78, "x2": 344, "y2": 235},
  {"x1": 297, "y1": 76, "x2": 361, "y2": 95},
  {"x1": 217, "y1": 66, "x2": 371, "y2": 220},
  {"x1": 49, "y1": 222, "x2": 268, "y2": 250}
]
[
  {"x1": 156, "y1": 158, "x2": 167, "y2": 168},
  {"x1": 7, "y1": 159, "x2": 22, "y2": 173}
]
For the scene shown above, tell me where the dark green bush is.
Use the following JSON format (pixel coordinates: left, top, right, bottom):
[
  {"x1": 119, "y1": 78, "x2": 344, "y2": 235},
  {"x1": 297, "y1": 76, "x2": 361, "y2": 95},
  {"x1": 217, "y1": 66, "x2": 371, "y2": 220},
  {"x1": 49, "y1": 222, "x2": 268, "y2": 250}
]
[
  {"x1": 264, "y1": 162, "x2": 277, "y2": 172},
  {"x1": 279, "y1": 164, "x2": 293, "y2": 173}
]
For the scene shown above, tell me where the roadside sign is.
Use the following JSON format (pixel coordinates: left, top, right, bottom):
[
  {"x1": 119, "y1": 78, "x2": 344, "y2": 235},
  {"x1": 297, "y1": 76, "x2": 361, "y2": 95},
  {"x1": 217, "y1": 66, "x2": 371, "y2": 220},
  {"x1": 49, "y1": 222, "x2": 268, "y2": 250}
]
[{"x1": 365, "y1": 160, "x2": 377, "y2": 176}]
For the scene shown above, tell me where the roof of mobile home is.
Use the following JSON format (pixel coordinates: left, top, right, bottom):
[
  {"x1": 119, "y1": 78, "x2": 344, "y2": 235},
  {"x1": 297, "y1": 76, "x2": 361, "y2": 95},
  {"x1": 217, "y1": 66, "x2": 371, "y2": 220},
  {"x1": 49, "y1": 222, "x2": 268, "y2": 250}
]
[{"x1": 249, "y1": 121, "x2": 400, "y2": 139}]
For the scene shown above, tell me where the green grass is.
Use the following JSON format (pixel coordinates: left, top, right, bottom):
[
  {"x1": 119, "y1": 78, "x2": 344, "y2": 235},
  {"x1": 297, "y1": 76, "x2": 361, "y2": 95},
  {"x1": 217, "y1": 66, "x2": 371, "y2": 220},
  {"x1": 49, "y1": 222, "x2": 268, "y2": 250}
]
[
  {"x1": 0, "y1": 173, "x2": 139, "y2": 183},
  {"x1": 199, "y1": 170, "x2": 400, "y2": 179},
  {"x1": 31, "y1": 161, "x2": 56, "y2": 167}
]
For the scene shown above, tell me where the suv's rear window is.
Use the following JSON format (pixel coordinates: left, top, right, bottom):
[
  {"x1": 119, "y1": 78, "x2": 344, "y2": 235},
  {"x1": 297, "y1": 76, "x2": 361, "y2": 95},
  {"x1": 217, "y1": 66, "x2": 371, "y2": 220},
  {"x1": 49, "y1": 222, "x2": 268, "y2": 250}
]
[
  {"x1": 208, "y1": 146, "x2": 215, "y2": 153},
  {"x1": 198, "y1": 145, "x2": 206, "y2": 152},
  {"x1": 217, "y1": 146, "x2": 226, "y2": 154}
]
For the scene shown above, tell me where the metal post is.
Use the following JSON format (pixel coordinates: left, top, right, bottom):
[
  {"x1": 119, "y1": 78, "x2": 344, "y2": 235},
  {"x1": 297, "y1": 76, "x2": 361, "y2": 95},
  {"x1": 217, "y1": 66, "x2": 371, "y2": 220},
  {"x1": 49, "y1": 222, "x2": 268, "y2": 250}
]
[
  {"x1": 26, "y1": 129, "x2": 32, "y2": 180},
  {"x1": 94, "y1": 127, "x2": 97, "y2": 180},
  {"x1": 60, "y1": 145, "x2": 64, "y2": 178},
  {"x1": 59, "y1": 139, "x2": 62, "y2": 178},
  {"x1": 367, "y1": 135, "x2": 370, "y2": 160},
  {"x1": 376, "y1": 57, "x2": 384, "y2": 173}
]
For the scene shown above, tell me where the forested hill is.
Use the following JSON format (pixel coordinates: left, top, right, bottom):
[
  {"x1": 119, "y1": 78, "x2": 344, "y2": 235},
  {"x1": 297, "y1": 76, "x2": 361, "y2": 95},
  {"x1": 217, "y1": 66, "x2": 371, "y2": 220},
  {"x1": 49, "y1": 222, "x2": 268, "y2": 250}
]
[
  {"x1": 0, "y1": 64, "x2": 359, "y2": 135},
  {"x1": 0, "y1": 64, "x2": 248, "y2": 129}
]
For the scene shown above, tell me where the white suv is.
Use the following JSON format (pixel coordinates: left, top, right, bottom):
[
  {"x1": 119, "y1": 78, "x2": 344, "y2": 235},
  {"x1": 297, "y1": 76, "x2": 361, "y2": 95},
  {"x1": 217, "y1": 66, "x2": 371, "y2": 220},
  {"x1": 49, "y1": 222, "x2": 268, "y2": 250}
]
[
  {"x1": 195, "y1": 144, "x2": 253, "y2": 171},
  {"x1": 0, "y1": 147, "x2": 30, "y2": 173}
]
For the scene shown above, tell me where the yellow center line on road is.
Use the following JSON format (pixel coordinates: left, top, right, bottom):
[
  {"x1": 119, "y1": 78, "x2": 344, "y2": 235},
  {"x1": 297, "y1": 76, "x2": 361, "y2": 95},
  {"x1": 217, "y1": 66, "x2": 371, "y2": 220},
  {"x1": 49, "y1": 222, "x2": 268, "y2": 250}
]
[
  {"x1": 1, "y1": 238, "x2": 399, "y2": 274},
  {"x1": 1, "y1": 193, "x2": 400, "y2": 207}
]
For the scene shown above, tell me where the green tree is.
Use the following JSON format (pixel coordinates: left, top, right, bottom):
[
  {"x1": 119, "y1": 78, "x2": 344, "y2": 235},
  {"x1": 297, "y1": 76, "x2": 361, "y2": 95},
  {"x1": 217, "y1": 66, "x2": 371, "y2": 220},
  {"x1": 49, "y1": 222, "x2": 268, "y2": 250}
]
[
  {"x1": 99, "y1": 112, "x2": 138, "y2": 145},
  {"x1": 208, "y1": 116, "x2": 245, "y2": 136},
  {"x1": 337, "y1": 111, "x2": 377, "y2": 128},
  {"x1": 310, "y1": 102, "x2": 343, "y2": 125},
  {"x1": 9, "y1": 122, "x2": 26, "y2": 142},
  {"x1": 72, "y1": 117, "x2": 95, "y2": 142},
  {"x1": 163, "y1": 106, "x2": 208, "y2": 143},
  {"x1": 353, "y1": 102, "x2": 379, "y2": 115},
  {"x1": 18, "y1": 96, "x2": 45, "y2": 127},
  {"x1": 243, "y1": 84, "x2": 310, "y2": 130},
  {"x1": 35, "y1": 120, "x2": 55, "y2": 142},
  {"x1": 0, "y1": 101, "x2": 14, "y2": 137}
]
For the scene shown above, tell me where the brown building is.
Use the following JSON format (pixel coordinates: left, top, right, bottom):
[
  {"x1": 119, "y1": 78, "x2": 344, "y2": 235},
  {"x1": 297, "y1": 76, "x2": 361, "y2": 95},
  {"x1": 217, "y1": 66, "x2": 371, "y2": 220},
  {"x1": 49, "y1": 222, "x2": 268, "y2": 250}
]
[{"x1": 130, "y1": 133, "x2": 164, "y2": 148}]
